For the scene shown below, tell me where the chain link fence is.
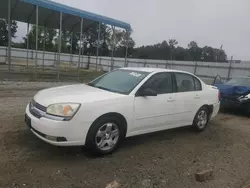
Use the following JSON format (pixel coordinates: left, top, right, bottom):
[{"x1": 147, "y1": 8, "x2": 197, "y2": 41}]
[{"x1": 0, "y1": 46, "x2": 249, "y2": 83}]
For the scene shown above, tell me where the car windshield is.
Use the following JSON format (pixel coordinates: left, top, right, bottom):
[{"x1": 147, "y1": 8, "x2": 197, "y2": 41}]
[
  {"x1": 88, "y1": 69, "x2": 149, "y2": 94},
  {"x1": 226, "y1": 77, "x2": 250, "y2": 87}
]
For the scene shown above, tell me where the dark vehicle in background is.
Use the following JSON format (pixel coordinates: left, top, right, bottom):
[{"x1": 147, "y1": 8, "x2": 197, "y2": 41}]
[{"x1": 213, "y1": 76, "x2": 250, "y2": 115}]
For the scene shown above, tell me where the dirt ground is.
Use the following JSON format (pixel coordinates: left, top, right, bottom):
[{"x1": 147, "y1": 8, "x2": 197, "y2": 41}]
[{"x1": 0, "y1": 81, "x2": 250, "y2": 188}]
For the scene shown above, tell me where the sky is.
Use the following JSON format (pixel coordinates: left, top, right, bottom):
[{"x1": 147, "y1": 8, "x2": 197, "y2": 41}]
[{"x1": 16, "y1": 0, "x2": 250, "y2": 60}]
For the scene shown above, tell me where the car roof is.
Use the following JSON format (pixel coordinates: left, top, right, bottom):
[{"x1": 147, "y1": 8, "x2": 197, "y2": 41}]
[{"x1": 120, "y1": 67, "x2": 191, "y2": 74}]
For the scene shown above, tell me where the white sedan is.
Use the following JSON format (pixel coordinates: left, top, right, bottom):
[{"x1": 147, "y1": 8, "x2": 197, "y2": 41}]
[{"x1": 25, "y1": 68, "x2": 220, "y2": 154}]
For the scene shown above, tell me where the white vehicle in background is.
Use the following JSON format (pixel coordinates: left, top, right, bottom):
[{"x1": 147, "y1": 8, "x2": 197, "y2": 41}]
[{"x1": 25, "y1": 68, "x2": 220, "y2": 155}]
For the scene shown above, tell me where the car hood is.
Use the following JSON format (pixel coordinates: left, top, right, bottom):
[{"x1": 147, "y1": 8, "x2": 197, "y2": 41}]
[
  {"x1": 34, "y1": 84, "x2": 125, "y2": 107},
  {"x1": 215, "y1": 84, "x2": 250, "y2": 96}
]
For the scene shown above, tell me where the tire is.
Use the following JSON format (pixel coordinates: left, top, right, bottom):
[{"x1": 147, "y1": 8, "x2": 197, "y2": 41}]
[
  {"x1": 192, "y1": 107, "x2": 209, "y2": 132},
  {"x1": 85, "y1": 116, "x2": 125, "y2": 155}
]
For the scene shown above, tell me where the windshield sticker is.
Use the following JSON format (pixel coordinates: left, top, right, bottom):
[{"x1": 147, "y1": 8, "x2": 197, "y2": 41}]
[{"x1": 130, "y1": 72, "x2": 142, "y2": 77}]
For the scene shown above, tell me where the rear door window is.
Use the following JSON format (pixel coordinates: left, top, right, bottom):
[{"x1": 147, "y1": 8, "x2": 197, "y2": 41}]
[{"x1": 174, "y1": 73, "x2": 195, "y2": 92}]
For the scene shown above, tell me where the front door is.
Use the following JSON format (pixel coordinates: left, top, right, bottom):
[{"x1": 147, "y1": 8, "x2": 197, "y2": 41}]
[{"x1": 132, "y1": 72, "x2": 176, "y2": 134}]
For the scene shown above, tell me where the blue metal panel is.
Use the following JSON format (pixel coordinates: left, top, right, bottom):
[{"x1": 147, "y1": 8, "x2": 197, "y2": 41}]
[{"x1": 20, "y1": 0, "x2": 131, "y2": 30}]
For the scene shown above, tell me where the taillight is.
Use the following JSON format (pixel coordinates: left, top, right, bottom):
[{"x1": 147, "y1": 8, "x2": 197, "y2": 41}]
[{"x1": 218, "y1": 90, "x2": 221, "y2": 102}]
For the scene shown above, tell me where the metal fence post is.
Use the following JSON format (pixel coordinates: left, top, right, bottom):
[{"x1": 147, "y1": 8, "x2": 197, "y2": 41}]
[
  {"x1": 227, "y1": 56, "x2": 233, "y2": 81},
  {"x1": 81, "y1": 34, "x2": 86, "y2": 69},
  {"x1": 127, "y1": 59, "x2": 129, "y2": 67},
  {"x1": 111, "y1": 26, "x2": 115, "y2": 71},
  {"x1": 165, "y1": 60, "x2": 168, "y2": 69},
  {"x1": 194, "y1": 61, "x2": 197, "y2": 74},
  {"x1": 87, "y1": 56, "x2": 90, "y2": 70},
  {"x1": 125, "y1": 45, "x2": 128, "y2": 67},
  {"x1": 95, "y1": 22, "x2": 101, "y2": 71},
  {"x1": 78, "y1": 18, "x2": 83, "y2": 71},
  {"x1": 124, "y1": 30, "x2": 129, "y2": 67},
  {"x1": 35, "y1": 5, "x2": 39, "y2": 80},
  {"x1": 5, "y1": 47, "x2": 7, "y2": 64},
  {"x1": 54, "y1": 51, "x2": 56, "y2": 68},
  {"x1": 70, "y1": 32, "x2": 73, "y2": 67},
  {"x1": 26, "y1": 23, "x2": 29, "y2": 68},
  {"x1": 57, "y1": 11, "x2": 62, "y2": 81},
  {"x1": 42, "y1": 30, "x2": 45, "y2": 70},
  {"x1": 8, "y1": 0, "x2": 12, "y2": 76},
  {"x1": 99, "y1": 56, "x2": 101, "y2": 70}
]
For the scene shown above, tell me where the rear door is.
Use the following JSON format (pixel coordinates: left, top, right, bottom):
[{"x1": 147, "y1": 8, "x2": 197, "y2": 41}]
[
  {"x1": 172, "y1": 72, "x2": 203, "y2": 126},
  {"x1": 132, "y1": 72, "x2": 176, "y2": 134}
]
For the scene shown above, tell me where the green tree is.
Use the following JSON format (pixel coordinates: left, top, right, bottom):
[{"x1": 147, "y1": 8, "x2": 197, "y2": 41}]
[
  {"x1": 0, "y1": 19, "x2": 18, "y2": 46},
  {"x1": 133, "y1": 40, "x2": 170, "y2": 59},
  {"x1": 105, "y1": 27, "x2": 123, "y2": 54},
  {"x1": 45, "y1": 28, "x2": 57, "y2": 51},
  {"x1": 169, "y1": 39, "x2": 178, "y2": 60},
  {"x1": 114, "y1": 30, "x2": 135, "y2": 57},
  {"x1": 23, "y1": 26, "x2": 57, "y2": 51},
  {"x1": 187, "y1": 41, "x2": 202, "y2": 61},
  {"x1": 174, "y1": 46, "x2": 188, "y2": 61},
  {"x1": 54, "y1": 29, "x2": 69, "y2": 53},
  {"x1": 83, "y1": 23, "x2": 108, "y2": 56},
  {"x1": 132, "y1": 40, "x2": 228, "y2": 62},
  {"x1": 201, "y1": 46, "x2": 227, "y2": 62},
  {"x1": 23, "y1": 25, "x2": 43, "y2": 50}
]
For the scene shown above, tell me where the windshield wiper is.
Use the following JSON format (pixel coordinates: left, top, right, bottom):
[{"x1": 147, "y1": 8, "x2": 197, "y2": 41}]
[
  {"x1": 87, "y1": 82, "x2": 94, "y2": 86},
  {"x1": 88, "y1": 84, "x2": 120, "y2": 94},
  {"x1": 87, "y1": 83, "x2": 110, "y2": 91},
  {"x1": 94, "y1": 86, "x2": 113, "y2": 92}
]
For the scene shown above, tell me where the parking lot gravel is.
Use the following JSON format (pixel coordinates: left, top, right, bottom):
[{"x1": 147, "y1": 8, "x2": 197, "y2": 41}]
[{"x1": 0, "y1": 81, "x2": 250, "y2": 188}]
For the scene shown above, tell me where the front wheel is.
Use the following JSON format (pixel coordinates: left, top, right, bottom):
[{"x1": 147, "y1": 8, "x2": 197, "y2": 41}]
[
  {"x1": 193, "y1": 107, "x2": 209, "y2": 132},
  {"x1": 86, "y1": 116, "x2": 125, "y2": 155}
]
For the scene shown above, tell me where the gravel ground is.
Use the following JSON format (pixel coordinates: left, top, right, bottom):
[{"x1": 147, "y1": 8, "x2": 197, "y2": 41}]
[{"x1": 0, "y1": 81, "x2": 250, "y2": 188}]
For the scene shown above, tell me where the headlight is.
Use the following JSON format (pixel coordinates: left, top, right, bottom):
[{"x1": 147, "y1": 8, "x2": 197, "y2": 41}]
[
  {"x1": 46, "y1": 103, "x2": 81, "y2": 118},
  {"x1": 238, "y1": 94, "x2": 250, "y2": 102}
]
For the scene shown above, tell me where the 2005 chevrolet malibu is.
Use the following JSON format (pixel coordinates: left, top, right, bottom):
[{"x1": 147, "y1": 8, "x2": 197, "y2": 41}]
[{"x1": 25, "y1": 67, "x2": 220, "y2": 154}]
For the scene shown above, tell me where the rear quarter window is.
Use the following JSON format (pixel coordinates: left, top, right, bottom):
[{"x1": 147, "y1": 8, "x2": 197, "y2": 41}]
[{"x1": 194, "y1": 77, "x2": 202, "y2": 91}]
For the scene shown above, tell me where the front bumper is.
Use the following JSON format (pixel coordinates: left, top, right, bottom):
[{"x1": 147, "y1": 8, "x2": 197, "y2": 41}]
[
  {"x1": 25, "y1": 104, "x2": 91, "y2": 146},
  {"x1": 25, "y1": 114, "x2": 67, "y2": 142}
]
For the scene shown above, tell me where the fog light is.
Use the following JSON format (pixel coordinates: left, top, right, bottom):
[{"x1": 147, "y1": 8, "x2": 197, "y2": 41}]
[
  {"x1": 57, "y1": 137, "x2": 67, "y2": 142},
  {"x1": 45, "y1": 135, "x2": 57, "y2": 141}
]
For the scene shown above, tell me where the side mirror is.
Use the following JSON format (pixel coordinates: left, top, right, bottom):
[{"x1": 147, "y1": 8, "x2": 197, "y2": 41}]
[{"x1": 138, "y1": 88, "x2": 157, "y2": 97}]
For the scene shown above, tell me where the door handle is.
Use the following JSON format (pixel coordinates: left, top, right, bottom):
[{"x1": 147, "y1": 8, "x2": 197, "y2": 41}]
[
  {"x1": 167, "y1": 97, "x2": 175, "y2": 102},
  {"x1": 194, "y1": 95, "x2": 200, "y2": 99}
]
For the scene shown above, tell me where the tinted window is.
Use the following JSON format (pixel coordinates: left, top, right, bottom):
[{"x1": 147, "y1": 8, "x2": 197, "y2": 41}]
[
  {"x1": 142, "y1": 73, "x2": 173, "y2": 94},
  {"x1": 194, "y1": 77, "x2": 202, "y2": 91},
  {"x1": 175, "y1": 73, "x2": 195, "y2": 92},
  {"x1": 88, "y1": 69, "x2": 149, "y2": 94}
]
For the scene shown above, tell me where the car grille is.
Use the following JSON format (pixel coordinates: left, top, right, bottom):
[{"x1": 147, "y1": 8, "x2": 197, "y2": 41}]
[
  {"x1": 31, "y1": 100, "x2": 47, "y2": 112},
  {"x1": 30, "y1": 100, "x2": 47, "y2": 119}
]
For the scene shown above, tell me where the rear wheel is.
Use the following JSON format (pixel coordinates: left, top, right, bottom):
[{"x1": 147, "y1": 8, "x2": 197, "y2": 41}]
[
  {"x1": 193, "y1": 107, "x2": 209, "y2": 132},
  {"x1": 86, "y1": 116, "x2": 125, "y2": 155}
]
